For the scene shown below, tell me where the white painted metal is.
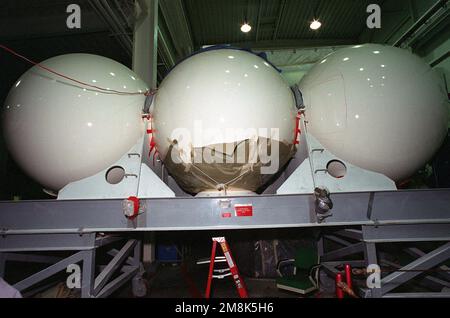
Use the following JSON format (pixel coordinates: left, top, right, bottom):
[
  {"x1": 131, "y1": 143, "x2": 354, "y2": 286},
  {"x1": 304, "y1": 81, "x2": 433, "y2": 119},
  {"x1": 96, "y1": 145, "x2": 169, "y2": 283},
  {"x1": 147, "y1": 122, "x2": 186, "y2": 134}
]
[
  {"x1": 2, "y1": 54, "x2": 148, "y2": 191},
  {"x1": 152, "y1": 48, "x2": 297, "y2": 158},
  {"x1": 298, "y1": 44, "x2": 449, "y2": 182},
  {"x1": 57, "y1": 135, "x2": 175, "y2": 200},
  {"x1": 277, "y1": 117, "x2": 396, "y2": 194}
]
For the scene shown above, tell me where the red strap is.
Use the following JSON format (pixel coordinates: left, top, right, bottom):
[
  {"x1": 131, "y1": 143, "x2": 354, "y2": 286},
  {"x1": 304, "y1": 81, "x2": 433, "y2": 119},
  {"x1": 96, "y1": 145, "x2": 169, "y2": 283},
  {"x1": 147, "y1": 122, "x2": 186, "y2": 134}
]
[
  {"x1": 144, "y1": 115, "x2": 159, "y2": 163},
  {"x1": 293, "y1": 111, "x2": 302, "y2": 145}
]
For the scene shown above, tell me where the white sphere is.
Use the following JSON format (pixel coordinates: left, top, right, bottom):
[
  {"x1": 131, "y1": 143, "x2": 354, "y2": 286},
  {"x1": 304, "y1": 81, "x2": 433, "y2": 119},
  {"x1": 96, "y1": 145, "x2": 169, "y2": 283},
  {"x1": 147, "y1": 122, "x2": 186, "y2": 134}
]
[
  {"x1": 2, "y1": 54, "x2": 148, "y2": 190},
  {"x1": 152, "y1": 49, "x2": 297, "y2": 193},
  {"x1": 299, "y1": 44, "x2": 448, "y2": 181}
]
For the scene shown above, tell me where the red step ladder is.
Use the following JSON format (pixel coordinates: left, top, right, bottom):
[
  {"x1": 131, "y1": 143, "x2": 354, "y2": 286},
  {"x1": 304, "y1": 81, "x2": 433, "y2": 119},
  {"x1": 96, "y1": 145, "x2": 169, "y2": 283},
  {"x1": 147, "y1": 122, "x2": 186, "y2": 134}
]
[{"x1": 204, "y1": 237, "x2": 248, "y2": 298}]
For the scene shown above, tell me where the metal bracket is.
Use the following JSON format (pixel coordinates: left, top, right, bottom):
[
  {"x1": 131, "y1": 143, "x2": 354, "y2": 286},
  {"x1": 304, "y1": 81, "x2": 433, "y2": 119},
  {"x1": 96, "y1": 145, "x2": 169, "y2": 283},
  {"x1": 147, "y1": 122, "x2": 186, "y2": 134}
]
[{"x1": 314, "y1": 187, "x2": 333, "y2": 223}]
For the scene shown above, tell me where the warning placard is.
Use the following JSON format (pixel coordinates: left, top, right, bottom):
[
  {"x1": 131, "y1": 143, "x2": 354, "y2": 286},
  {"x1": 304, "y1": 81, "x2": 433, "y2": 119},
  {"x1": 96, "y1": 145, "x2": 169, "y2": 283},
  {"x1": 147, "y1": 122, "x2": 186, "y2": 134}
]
[{"x1": 234, "y1": 204, "x2": 253, "y2": 217}]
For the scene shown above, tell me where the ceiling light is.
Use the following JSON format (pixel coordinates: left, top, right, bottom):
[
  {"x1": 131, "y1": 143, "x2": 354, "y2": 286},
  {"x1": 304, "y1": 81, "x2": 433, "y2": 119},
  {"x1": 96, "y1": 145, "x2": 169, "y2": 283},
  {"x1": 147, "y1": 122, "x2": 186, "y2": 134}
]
[
  {"x1": 310, "y1": 19, "x2": 321, "y2": 30},
  {"x1": 241, "y1": 23, "x2": 252, "y2": 33}
]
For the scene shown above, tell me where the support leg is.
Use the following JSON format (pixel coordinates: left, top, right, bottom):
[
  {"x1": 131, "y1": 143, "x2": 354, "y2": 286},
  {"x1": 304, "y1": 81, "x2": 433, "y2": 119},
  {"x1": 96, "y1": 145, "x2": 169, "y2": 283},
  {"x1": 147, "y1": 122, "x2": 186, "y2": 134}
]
[
  {"x1": 133, "y1": 240, "x2": 142, "y2": 267},
  {"x1": 364, "y1": 242, "x2": 381, "y2": 298},
  {"x1": 317, "y1": 233, "x2": 324, "y2": 260},
  {"x1": 0, "y1": 253, "x2": 5, "y2": 277},
  {"x1": 131, "y1": 240, "x2": 147, "y2": 297},
  {"x1": 81, "y1": 249, "x2": 96, "y2": 298}
]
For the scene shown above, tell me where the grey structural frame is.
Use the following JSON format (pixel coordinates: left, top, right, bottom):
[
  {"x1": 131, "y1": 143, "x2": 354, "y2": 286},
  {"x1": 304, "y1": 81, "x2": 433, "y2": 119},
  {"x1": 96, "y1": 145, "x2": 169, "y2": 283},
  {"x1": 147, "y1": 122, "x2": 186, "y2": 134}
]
[
  {"x1": 0, "y1": 188, "x2": 449, "y2": 298},
  {"x1": 0, "y1": 234, "x2": 146, "y2": 298}
]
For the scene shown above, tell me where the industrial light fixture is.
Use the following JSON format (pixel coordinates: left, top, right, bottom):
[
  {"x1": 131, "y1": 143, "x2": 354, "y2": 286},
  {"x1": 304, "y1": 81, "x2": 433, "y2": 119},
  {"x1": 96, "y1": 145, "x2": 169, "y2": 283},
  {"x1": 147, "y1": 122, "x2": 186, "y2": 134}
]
[
  {"x1": 241, "y1": 22, "x2": 252, "y2": 33},
  {"x1": 310, "y1": 19, "x2": 321, "y2": 30}
]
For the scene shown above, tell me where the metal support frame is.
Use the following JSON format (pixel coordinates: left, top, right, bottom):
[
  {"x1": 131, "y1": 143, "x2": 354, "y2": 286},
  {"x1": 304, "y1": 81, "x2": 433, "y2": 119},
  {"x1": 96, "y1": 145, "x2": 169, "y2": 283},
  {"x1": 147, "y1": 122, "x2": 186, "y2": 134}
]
[
  {"x1": 319, "y1": 223, "x2": 450, "y2": 298},
  {"x1": 0, "y1": 235, "x2": 145, "y2": 298},
  {"x1": 132, "y1": 0, "x2": 159, "y2": 268},
  {"x1": 1, "y1": 189, "x2": 449, "y2": 233},
  {"x1": 377, "y1": 242, "x2": 450, "y2": 297},
  {"x1": 0, "y1": 189, "x2": 449, "y2": 298}
]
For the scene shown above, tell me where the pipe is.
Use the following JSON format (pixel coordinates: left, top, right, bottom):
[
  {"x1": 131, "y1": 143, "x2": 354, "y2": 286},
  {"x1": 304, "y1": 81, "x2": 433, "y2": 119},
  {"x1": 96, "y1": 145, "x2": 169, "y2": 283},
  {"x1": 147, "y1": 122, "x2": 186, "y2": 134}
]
[
  {"x1": 345, "y1": 264, "x2": 353, "y2": 290},
  {"x1": 335, "y1": 273, "x2": 344, "y2": 298},
  {"x1": 99, "y1": 0, "x2": 132, "y2": 52},
  {"x1": 393, "y1": 0, "x2": 448, "y2": 47},
  {"x1": 88, "y1": 0, "x2": 132, "y2": 56}
]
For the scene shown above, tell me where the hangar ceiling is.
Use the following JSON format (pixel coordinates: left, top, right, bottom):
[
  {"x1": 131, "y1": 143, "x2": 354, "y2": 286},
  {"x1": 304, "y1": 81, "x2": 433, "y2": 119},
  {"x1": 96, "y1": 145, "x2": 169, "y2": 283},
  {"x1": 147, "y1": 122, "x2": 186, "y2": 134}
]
[
  {"x1": 3, "y1": 0, "x2": 446, "y2": 81},
  {"x1": 0, "y1": 0, "x2": 448, "y2": 93}
]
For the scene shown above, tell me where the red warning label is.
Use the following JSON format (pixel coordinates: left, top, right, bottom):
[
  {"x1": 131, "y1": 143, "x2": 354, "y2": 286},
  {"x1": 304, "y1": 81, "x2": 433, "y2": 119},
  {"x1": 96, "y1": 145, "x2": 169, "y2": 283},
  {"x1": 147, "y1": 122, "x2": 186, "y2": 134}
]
[{"x1": 234, "y1": 204, "x2": 253, "y2": 217}]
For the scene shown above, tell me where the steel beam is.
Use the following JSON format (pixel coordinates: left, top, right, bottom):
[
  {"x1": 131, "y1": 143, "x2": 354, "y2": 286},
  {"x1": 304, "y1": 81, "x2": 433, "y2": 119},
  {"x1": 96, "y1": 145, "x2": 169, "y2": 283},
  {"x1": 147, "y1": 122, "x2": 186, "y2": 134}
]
[
  {"x1": 0, "y1": 233, "x2": 97, "y2": 252},
  {"x1": 2, "y1": 253, "x2": 62, "y2": 264},
  {"x1": 13, "y1": 251, "x2": 85, "y2": 292},
  {"x1": 98, "y1": 265, "x2": 136, "y2": 272},
  {"x1": 230, "y1": 39, "x2": 358, "y2": 51},
  {"x1": 334, "y1": 229, "x2": 363, "y2": 241},
  {"x1": 1, "y1": 190, "x2": 449, "y2": 234},
  {"x1": 321, "y1": 242, "x2": 365, "y2": 262},
  {"x1": 317, "y1": 235, "x2": 324, "y2": 258},
  {"x1": 362, "y1": 224, "x2": 450, "y2": 242},
  {"x1": 132, "y1": 240, "x2": 142, "y2": 267},
  {"x1": 393, "y1": 0, "x2": 448, "y2": 47},
  {"x1": 323, "y1": 235, "x2": 353, "y2": 247},
  {"x1": 321, "y1": 263, "x2": 340, "y2": 276},
  {"x1": 380, "y1": 242, "x2": 450, "y2": 295},
  {"x1": 404, "y1": 247, "x2": 450, "y2": 282},
  {"x1": 96, "y1": 267, "x2": 139, "y2": 298},
  {"x1": 81, "y1": 249, "x2": 96, "y2": 298},
  {"x1": 133, "y1": 0, "x2": 158, "y2": 89},
  {"x1": 255, "y1": 0, "x2": 263, "y2": 42},
  {"x1": 107, "y1": 249, "x2": 136, "y2": 266},
  {"x1": 272, "y1": 0, "x2": 287, "y2": 40},
  {"x1": 159, "y1": 0, "x2": 193, "y2": 58},
  {"x1": 2, "y1": 236, "x2": 143, "y2": 298},
  {"x1": 379, "y1": 257, "x2": 450, "y2": 290},
  {"x1": 94, "y1": 240, "x2": 137, "y2": 295},
  {"x1": 364, "y1": 242, "x2": 382, "y2": 298}
]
